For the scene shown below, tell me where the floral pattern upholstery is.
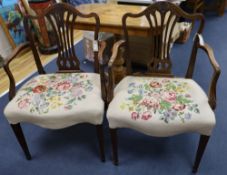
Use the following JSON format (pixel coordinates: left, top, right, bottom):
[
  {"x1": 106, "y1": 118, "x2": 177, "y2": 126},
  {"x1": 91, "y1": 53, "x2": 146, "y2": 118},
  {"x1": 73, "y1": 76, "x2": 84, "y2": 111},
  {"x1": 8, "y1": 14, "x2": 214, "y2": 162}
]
[
  {"x1": 4, "y1": 73, "x2": 104, "y2": 129},
  {"x1": 107, "y1": 76, "x2": 215, "y2": 137}
]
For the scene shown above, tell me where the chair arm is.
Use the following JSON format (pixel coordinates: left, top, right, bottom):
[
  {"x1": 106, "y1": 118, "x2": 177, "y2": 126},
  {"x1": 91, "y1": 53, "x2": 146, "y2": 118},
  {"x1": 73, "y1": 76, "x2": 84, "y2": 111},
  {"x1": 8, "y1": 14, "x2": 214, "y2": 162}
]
[
  {"x1": 4, "y1": 42, "x2": 30, "y2": 66},
  {"x1": 98, "y1": 41, "x2": 107, "y2": 65},
  {"x1": 3, "y1": 42, "x2": 31, "y2": 101},
  {"x1": 107, "y1": 40, "x2": 126, "y2": 103},
  {"x1": 108, "y1": 40, "x2": 126, "y2": 68},
  {"x1": 197, "y1": 34, "x2": 221, "y2": 110},
  {"x1": 98, "y1": 41, "x2": 108, "y2": 101}
]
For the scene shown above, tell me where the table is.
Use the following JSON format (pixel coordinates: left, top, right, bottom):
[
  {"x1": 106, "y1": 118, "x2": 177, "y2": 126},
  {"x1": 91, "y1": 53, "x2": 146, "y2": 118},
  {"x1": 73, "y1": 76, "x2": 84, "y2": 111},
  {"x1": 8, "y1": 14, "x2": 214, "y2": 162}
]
[{"x1": 76, "y1": 3, "x2": 153, "y2": 37}]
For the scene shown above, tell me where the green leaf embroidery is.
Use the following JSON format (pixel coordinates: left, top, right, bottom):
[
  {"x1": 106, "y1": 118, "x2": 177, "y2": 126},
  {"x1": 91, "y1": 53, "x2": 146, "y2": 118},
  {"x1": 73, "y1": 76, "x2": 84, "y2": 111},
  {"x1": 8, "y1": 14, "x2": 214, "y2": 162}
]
[
  {"x1": 176, "y1": 96, "x2": 192, "y2": 104},
  {"x1": 160, "y1": 101, "x2": 171, "y2": 110}
]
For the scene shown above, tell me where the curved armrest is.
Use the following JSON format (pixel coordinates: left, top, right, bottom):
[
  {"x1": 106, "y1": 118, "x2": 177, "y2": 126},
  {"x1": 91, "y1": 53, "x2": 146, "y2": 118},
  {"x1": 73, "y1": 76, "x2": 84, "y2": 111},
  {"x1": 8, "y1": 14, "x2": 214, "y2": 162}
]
[
  {"x1": 197, "y1": 34, "x2": 221, "y2": 110},
  {"x1": 4, "y1": 42, "x2": 30, "y2": 66},
  {"x1": 98, "y1": 41, "x2": 107, "y2": 65},
  {"x1": 108, "y1": 40, "x2": 126, "y2": 68},
  {"x1": 107, "y1": 40, "x2": 126, "y2": 103},
  {"x1": 3, "y1": 42, "x2": 31, "y2": 101},
  {"x1": 98, "y1": 41, "x2": 107, "y2": 101}
]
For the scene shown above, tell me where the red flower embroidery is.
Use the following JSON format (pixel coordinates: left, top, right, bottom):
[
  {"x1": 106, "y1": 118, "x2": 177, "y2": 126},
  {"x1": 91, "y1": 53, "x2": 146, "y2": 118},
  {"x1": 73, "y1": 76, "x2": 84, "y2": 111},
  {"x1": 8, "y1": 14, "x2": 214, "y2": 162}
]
[
  {"x1": 172, "y1": 104, "x2": 186, "y2": 111},
  {"x1": 131, "y1": 112, "x2": 139, "y2": 120},
  {"x1": 141, "y1": 111, "x2": 152, "y2": 120},
  {"x1": 141, "y1": 98, "x2": 159, "y2": 109},
  {"x1": 56, "y1": 81, "x2": 72, "y2": 91},
  {"x1": 18, "y1": 98, "x2": 30, "y2": 109},
  {"x1": 150, "y1": 81, "x2": 162, "y2": 88},
  {"x1": 32, "y1": 85, "x2": 47, "y2": 94},
  {"x1": 163, "y1": 92, "x2": 176, "y2": 102}
]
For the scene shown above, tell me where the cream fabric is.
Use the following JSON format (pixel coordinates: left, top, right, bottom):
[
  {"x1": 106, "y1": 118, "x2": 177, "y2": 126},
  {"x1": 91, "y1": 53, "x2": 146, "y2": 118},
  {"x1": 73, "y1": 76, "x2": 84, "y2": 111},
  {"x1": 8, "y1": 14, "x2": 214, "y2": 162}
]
[
  {"x1": 107, "y1": 76, "x2": 215, "y2": 137},
  {"x1": 4, "y1": 73, "x2": 104, "y2": 129}
]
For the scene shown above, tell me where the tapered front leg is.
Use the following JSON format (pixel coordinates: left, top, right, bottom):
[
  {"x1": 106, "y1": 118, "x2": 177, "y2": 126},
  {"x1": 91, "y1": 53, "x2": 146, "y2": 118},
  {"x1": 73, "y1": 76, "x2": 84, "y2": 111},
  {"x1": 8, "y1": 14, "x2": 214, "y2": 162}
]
[
  {"x1": 96, "y1": 124, "x2": 105, "y2": 162},
  {"x1": 192, "y1": 135, "x2": 210, "y2": 173},
  {"x1": 110, "y1": 128, "x2": 118, "y2": 165},
  {"x1": 11, "y1": 123, "x2": 31, "y2": 160}
]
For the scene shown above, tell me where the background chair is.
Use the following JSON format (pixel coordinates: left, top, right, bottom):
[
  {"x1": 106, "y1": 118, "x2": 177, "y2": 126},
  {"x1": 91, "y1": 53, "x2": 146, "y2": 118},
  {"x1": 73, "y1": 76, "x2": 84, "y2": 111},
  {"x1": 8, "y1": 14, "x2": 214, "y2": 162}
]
[
  {"x1": 3, "y1": 3, "x2": 106, "y2": 161},
  {"x1": 107, "y1": 1, "x2": 220, "y2": 173},
  {"x1": 183, "y1": 0, "x2": 204, "y2": 13}
]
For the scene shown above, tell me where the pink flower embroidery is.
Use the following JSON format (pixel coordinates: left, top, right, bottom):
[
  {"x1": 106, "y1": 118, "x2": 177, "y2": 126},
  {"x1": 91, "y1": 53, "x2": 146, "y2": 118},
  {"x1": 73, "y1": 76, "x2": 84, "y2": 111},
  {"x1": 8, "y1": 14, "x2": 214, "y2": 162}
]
[
  {"x1": 141, "y1": 111, "x2": 152, "y2": 120},
  {"x1": 172, "y1": 104, "x2": 186, "y2": 111},
  {"x1": 150, "y1": 81, "x2": 162, "y2": 88},
  {"x1": 56, "y1": 81, "x2": 72, "y2": 91},
  {"x1": 32, "y1": 85, "x2": 47, "y2": 94},
  {"x1": 163, "y1": 92, "x2": 176, "y2": 102},
  {"x1": 18, "y1": 98, "x2": 30, "y2": 109},
  {"x1": 141, "y1": 98, "x2": 159, "y2": 109},
  {"x1": 71, "y1": 87, "x2": 83, "y2": 97},
  {"x1": 131, "y1": 112, "x2": 139, "y2": 120}
]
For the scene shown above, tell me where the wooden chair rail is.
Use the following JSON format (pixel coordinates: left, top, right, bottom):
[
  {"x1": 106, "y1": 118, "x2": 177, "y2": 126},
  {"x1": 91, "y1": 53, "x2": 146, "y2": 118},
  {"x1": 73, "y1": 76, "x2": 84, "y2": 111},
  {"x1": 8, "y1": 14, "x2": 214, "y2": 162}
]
[{"x1": 3, "y1": 42, "x2": 31, "y2": 101}]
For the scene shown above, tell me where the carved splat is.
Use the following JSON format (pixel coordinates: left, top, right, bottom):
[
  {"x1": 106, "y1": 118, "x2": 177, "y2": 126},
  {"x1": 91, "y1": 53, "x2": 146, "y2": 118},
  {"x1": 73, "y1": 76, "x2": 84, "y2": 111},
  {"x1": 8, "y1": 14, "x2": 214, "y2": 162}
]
[
  {"x1": 24, "y1": 3, "x2": 100, "y2": 72},
  {"x1": 122, "y1": 2, "x2": 204, "y2": 76}
]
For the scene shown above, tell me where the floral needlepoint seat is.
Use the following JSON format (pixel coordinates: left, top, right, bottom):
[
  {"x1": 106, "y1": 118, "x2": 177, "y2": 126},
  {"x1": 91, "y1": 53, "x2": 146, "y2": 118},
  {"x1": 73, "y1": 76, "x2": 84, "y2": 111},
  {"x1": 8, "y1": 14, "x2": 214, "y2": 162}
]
[
  {"x1": 4, "y1": 73, "x2": 104, "y2": 129},
  {"x1": 2, "y1": 3, "x2": 106, "y2": 161},
  {"x1": 106, "y1": 2, "x2": 221, "y2": 173},
  {"x1": 107, "y1": 76, "x2": 215, "y2": 137}
]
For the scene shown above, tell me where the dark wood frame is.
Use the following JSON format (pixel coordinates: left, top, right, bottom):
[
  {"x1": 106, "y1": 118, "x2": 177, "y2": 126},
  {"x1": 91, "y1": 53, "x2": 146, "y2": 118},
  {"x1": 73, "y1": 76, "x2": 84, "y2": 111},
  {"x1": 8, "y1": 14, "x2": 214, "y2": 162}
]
[
  {"x1": 107, "y1": 2, "x2": 221, "y2": 173},
  {"x1": 186, "y1": 0, "x2": 205, "y2": 13},
  {"x1": 3, "y1": 3, "x2": 107, "y2": 161}
]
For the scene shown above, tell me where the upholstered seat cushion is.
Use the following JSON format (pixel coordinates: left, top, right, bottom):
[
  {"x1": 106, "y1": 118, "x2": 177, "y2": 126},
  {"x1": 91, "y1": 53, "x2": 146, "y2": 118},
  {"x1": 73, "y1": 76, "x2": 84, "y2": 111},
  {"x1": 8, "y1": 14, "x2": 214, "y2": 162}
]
[
  {"x1": 107, "y1": 76, "x2": 215, "y2": 137},
  {"x1": 4, "y1": 73, "x2": 104, "y2": 129}
]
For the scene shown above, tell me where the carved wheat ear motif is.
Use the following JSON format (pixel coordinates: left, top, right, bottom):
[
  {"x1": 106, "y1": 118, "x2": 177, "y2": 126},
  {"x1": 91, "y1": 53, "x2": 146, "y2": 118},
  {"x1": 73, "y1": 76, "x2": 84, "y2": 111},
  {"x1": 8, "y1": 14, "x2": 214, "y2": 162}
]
[
  {"x1": 122, "y1": 2, "x2": 203, "y2": 76},
  {"x1": 45, "y1": 7, "x2": 80, "y2": 71},
  {"x1": 144, "y1": 7, "x2": 180, "y2": 74},
  {"x1": 35, "y1": 3, "x2": 100, "y2": 72}
]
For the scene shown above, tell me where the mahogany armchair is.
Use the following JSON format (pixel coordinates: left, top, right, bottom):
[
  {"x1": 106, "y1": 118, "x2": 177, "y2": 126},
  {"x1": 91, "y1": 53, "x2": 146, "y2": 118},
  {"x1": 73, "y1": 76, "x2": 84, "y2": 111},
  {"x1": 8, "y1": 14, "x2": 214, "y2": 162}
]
[
  {"x1": 106, "y1": 1, "x2": 220, "y2": 173},
  {"x1": 3, "y1": 3, "x2": 106, "y2": 161}
]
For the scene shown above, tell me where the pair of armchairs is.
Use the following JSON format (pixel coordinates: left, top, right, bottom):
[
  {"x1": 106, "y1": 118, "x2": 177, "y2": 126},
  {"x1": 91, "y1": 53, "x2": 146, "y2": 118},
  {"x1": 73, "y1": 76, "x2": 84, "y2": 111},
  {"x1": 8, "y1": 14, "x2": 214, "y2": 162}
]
[{"x1": 3, "y1": 2, "x2": 220, "y2": 173}]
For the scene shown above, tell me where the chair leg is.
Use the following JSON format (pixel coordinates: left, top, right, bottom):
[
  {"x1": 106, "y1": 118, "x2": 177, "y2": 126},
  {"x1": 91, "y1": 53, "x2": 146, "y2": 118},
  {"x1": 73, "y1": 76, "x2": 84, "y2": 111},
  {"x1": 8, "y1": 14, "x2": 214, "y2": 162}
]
[
  {"x1": 10, "y1": 123, "x2": 31, "y2": 160},
  {"x1": 192, "y1": 135, "x2": 210, "y2": 173},
  {"x1": 96, "y1": 124, "x2": 105, "y2": 162},
  {"x1": 110, "y1": 128, "x2": 118, "y2": 165}
]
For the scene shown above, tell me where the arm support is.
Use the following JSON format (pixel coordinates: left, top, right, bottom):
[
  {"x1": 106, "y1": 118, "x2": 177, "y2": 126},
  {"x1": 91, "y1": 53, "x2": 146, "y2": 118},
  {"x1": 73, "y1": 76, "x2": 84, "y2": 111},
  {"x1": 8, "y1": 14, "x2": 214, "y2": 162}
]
[
  {"x1": 107, "y1": 40, "x2": 126, "y2": 103},
  {"x1": 197, "y1": 34, "x2": 221, "y2": 110},
  {"x1": 98, "y1": 41, "x2": 107, "y2": 101},
  {"x1": 3, "y1": 42, "x2": 31, "y2": 100}
]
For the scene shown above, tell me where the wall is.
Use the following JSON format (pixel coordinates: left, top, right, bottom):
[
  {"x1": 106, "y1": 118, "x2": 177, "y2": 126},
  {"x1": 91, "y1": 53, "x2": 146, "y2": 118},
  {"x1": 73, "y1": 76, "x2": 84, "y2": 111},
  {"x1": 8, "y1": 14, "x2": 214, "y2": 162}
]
[{"x1": 0, "y1": 22, "x2": 13, "y2": 58}]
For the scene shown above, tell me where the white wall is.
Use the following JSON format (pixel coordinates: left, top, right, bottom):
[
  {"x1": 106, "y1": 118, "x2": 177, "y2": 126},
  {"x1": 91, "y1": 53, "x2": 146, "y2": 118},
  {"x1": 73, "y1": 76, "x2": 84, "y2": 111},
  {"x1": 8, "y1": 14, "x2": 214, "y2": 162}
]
[{"x1": 0, "y1": 26, "x2": 13, "y2": 58}]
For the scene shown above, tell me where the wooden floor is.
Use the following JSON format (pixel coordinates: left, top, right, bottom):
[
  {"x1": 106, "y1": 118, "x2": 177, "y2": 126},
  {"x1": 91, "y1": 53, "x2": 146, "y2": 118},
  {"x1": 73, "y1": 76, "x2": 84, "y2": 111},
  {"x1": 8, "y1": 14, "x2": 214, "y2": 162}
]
[{"x1": 0, "y1": 31, "x2": 83, "y2": 97}]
